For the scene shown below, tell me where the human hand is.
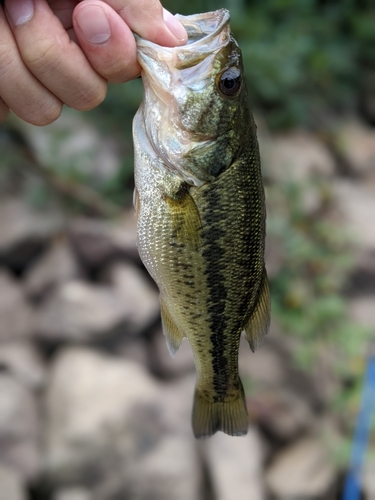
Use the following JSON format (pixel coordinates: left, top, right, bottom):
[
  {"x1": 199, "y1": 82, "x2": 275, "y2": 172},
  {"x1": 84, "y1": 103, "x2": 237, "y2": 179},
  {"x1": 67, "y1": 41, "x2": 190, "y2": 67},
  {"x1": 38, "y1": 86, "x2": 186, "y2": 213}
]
[{"x1": 0, "y1": 0, "x2": 187, "y2": 125}]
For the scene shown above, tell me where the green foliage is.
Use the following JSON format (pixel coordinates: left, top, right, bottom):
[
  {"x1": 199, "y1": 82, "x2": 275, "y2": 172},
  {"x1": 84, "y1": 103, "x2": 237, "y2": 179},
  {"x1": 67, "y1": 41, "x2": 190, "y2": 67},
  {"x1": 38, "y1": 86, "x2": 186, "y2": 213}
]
[
  {"x1": 267, "y1": 176, "x2": 373, "y2": 420},
  {"x1": 162, "y1": 0, "x2": 374, "y2": 128}
]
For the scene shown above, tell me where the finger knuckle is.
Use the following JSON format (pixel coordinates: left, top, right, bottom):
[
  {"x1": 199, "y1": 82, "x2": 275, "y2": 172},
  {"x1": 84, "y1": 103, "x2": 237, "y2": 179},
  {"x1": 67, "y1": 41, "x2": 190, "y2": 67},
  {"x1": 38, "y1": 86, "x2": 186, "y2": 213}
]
[
  {"x1": 25, "y1": 101, "x2": 63, "y2": 126},
  {"x1": 73, "y1": 82, "x2": 107, "y2": 111},
  {"x1": 0, "y1": 49, "x2": 16, "y2": 77},
  {"x1": 22, "y1": 39, "x2": 62, "y2": 75},
  {"x1": 100, "y1": 60, "x2": 134, "y2": 84}
]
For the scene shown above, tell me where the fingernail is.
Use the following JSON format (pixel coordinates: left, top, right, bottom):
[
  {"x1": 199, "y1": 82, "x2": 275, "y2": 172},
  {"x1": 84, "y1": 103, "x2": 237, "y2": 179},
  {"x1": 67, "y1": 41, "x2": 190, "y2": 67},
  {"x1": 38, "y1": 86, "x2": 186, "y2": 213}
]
[
  {"x1": 163, "y1": 9, "x2": 187, "y2": 43},
  {"x1": 6, "y1": 0, "x2": 34, "y2": 26},
  {"x1": 76, "y1": 5, "x2": 111, "y2": 45}
]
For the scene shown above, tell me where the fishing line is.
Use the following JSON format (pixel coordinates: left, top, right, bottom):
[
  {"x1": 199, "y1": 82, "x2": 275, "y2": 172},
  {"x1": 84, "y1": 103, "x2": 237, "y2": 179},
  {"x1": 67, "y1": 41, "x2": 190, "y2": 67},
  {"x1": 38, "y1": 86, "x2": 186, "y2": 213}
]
[{"x1": 343, "y1": 355, "x2": 375, "y2": 500}]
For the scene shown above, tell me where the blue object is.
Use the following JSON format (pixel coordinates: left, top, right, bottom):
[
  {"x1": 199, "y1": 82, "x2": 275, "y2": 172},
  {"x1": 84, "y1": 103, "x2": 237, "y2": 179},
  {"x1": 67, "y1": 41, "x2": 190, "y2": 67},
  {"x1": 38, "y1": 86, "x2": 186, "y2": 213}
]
[{"x1": 343, "y1": 356, "x2": 375, "y2": 500}]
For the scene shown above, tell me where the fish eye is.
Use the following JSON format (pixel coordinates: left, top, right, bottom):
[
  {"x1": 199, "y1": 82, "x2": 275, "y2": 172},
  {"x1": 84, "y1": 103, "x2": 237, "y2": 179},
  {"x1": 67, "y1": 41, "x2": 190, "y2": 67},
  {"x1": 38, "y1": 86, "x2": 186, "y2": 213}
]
[{"x1": 218, "y1": 68, "x2": 242, "y2": 97}]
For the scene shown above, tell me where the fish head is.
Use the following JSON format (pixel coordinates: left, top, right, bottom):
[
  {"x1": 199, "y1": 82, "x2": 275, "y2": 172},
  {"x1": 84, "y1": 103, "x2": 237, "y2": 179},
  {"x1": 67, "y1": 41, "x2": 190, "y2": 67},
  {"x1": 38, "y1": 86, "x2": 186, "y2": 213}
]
[{"x1": 136, "y1": 9, "x2": 251, "y2": 185}]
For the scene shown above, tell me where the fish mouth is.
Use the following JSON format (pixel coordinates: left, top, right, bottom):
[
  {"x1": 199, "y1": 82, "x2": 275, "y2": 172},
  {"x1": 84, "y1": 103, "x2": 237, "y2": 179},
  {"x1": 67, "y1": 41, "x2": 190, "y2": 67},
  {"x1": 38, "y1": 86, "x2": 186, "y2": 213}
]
[
  {"x1": 135, "y1": 10, "x2": 232, "y2": 185},
  {"x1": 136, "y1": 9, "x2": 231, "y2": 70}
]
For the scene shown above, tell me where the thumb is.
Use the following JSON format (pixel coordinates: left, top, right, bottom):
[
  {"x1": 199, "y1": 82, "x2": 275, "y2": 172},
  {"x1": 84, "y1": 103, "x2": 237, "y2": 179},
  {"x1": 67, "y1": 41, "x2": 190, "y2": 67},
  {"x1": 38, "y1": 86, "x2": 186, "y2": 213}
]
[{"x1": 102, "y1": 0, "x2": 187, "y2": 46}]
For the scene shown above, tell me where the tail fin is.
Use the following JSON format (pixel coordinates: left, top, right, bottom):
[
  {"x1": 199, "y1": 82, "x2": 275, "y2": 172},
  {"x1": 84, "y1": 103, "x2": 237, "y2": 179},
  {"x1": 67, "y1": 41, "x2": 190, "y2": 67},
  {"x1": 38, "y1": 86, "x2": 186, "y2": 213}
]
[{"x1": 192, "y1": 384, "x2": 248, "y2": 438}]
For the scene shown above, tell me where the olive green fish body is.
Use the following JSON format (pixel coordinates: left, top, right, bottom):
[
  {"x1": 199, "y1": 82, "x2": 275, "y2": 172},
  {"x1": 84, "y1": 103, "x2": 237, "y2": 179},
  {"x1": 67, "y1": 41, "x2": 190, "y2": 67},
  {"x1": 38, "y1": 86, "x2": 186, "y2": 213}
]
[{"x1": 133, "y1": 9, "x2": 270, "y2": 438}]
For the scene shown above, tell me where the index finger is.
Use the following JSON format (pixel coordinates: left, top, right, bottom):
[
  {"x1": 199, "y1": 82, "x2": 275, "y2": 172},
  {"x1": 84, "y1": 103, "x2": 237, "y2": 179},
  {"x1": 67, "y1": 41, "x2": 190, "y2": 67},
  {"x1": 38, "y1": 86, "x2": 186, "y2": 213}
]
[{"x1": 102, "y1": 0, "x2": 187, "y2": 46}]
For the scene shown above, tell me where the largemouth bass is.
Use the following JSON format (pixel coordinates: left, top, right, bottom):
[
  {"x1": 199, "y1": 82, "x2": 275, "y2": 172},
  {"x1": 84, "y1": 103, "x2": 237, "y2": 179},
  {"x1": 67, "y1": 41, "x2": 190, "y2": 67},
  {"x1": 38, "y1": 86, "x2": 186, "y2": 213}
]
[{"x1": 133, "y1": 9, "x2": 270, "y2": 438}]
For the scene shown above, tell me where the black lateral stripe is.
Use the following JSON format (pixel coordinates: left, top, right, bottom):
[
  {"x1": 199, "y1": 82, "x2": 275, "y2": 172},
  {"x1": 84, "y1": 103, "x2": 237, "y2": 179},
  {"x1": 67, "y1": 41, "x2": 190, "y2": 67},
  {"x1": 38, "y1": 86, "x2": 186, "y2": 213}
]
[{"x1": 201, "y1": 187, "x2": 229, "y2": 400}]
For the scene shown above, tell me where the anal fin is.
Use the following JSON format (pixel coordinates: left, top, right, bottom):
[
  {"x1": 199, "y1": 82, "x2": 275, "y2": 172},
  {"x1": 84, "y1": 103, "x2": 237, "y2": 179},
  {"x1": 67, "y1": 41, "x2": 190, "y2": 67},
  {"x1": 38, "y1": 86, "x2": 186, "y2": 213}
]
[
  {"x1": 244, "y1": 267, "x2": 271, "y2": 352},
  {"x1": 160, "y1": 298, "x2": 184, "y2": 357}
]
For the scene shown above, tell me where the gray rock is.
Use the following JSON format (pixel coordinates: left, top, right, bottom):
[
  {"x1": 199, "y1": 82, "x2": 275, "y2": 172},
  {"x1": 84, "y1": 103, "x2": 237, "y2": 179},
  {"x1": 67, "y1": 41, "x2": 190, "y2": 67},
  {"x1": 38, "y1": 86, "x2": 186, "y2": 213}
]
[
  {"x1": 117, "y1": 337, "x2": 149, "y2": 368},
  {"x1": 266, "y1": 437, "x2": 337, "y2": 499},
  {"x1": 21, "y1": 110, "x2": 121, "y2": 183},
  {"x1": 24, "y1": 239, "x2": 80, "y2": 298},
  {"x1": 0, "y1": 198, "x2": 65, "y2": 255},
  {"x1": 45, "y1": 347, "x2": 161, "y2": 484},
  {"x1": 0, "y1": 271, "x2": 34, "y2": 342},
  {"x1": 44, "y1": 348, "x2": 201, "y2": 500},
  {"x1": 202, "y1": 427, "x2": 265, "y2": 500},
  {"x1": 334, "y1": 180, "x2": 375, "y2": 250},
  {"x1": 0, "y1": 375, "x2": 41, "y2": 481},
  {"x1": 0, "y1": 465, "x2": 27, "y2": 500},
  {"x1": 149, "y1": 329, "x2": 195, "y2": 378},
  {"x1": 261, "y1": 130, "x2": 335, "y2": 182},
  {"x1": 106, "y1": 262, "x2": 160, "y2": 333},
  {"x1": 363, "y1": 458, "x2": 375, "y2": 500},
  {"x1": 0, "y1": 341, "x2": 46, "y2": 390},
  {"x1": 68, "y1": 214, "x2": 137, "y2": 267},
  {"x1": 123, "y1": 375, "x2": 201, "y2": 500},
  {"x1": 349, "y1": 296, "x2": 375, "y2": 329},
  {"x1": 335, "y1": 120, "x2": 375, "y2": 177},
  {"x1": 35, "y1": 280, "x2": 144, "y2": 341},
  {"x1": 239, "y1": 336, "x2": 316, "y2": 441},
  {"x1": 238, "y1": 336, "x2": 286, "y2": 387},
  {"x1": 53, "y1": 488, "x2": 93, "y2": 500},
  {"x1": 255, "y1": 389, "x2": 316, "y2": 441}
]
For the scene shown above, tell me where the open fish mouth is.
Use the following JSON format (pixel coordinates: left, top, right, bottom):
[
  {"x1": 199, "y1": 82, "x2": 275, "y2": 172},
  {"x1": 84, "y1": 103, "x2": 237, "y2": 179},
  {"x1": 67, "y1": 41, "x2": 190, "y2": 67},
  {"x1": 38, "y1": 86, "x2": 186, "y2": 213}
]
[
  {"x1": 135, "y1": 9, "x2": 237, "y2": 185},
  {"x1": 135, "y1": 9, "x2": 231, "y2": 72}
]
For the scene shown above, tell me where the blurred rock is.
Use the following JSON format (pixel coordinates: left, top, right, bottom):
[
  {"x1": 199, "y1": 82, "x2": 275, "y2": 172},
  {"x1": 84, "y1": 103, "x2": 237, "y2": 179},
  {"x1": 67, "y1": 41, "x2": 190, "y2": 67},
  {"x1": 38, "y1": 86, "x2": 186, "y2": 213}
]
[
  {"x1": 0, "y1": 375, "x2": 41, "y2": 481},
  {"x1": 53, "y1": 488, "x2": 93, "y2": 500},
  {"x1": 0, "y1": 342, "x2": 46, "y2": 390},
  {"x1": 349, "y1": 296, "x2": 375, "y2": 329},
  {"x1": 266, "y1": 437, "x2": 336, "y2": 499},
  {"x1": 249, "y1": 388, "x2": 316, "y2": 442},
  {"x1": 24, "y1": 239, "x2": 80, "y2": 299},
  {"x1": 45, "y1": 347, "x2": 160, "y2": 484},
  {"x1": 123, "y1": 375, "x2": 201, "y2": 500},
  {"x1": 149, "y1": 330, "x2": 195, "y2": 379},
  {"x1": 21, "y1": 111, "x2": 121, "y2": 183},
  {"x1": 0, "y1": 198, "x2": 65, "y2": 271},
  {"x1": 239, "y1": 337, "x2": 316, "y2": 440},
  {"x1": 117, "y1": 337, "x2": 149, "y2": 367},
  {"x1": 106, "y1": 262, "x2": 160, "y2": 333},
  {"x1": 334, "y1": 180, "x2": 375, "y2": 250},
  {"x1": 35, "y1": 279, "x2": 150, "y2": 341},
  {"x1": 0, "y1": 465, "x2": 27, "y2": 500},
  {"x1": 261, "y1": 130, "x2": 335, "y2": 182},
  {"x1": 45, "y1": 348, "x2": 201, "y2": 499},
  {"x1": 123, "y1": 432, "x2": 200, "y2": 500},
  {"x1": 363, "y1": 459, "x2": 375, "y2": 500},
  {"x1": 69, "y1": 214, "x2": 137, "y2": 268},
  {"x1": 335, "y1": 120, "x2": 375, "y2": 177},
  {"x1": 0, "y1": 271, "x2": 34, "y2": 342},
  {"x1": 265, "y1": 233, "x2": 284, "y2": 279},
  {"x1": 348, "y1": 249, "x2": 375, "y2": 296},
  {"x1": 203, "y1": 427, "x2": 265, "y2": 500},
  {"x1": 239, "y1": 337, "x2": 286, "y2": 387}
]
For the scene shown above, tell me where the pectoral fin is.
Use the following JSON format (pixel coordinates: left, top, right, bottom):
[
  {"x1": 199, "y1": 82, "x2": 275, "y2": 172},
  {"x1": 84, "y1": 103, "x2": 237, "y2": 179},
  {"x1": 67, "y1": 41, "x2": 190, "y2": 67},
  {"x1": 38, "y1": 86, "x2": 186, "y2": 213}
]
[
  {"x1": 244, "y1": 268, "x2": 271, "y2": 352},
  {"x1": 160, "y1": 298, "x2": 184, "y2": 357},
  {"x1": 133, "y1": 188, "x2": 140, "y2": 219}
]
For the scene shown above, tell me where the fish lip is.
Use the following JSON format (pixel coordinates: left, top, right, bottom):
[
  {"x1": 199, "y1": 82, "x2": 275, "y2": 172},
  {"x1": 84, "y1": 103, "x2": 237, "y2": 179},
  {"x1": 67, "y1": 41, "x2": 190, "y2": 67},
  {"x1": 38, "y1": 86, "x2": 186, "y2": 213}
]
[{"x1": 135, "y1": 9, "x2": 231, "y2": 59}]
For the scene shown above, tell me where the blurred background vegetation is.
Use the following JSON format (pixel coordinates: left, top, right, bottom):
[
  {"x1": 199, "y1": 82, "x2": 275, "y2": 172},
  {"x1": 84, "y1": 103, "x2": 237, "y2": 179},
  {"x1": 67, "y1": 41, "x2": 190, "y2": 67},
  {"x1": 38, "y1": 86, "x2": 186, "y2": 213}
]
[{"x1": 0, "y1": 0, "x2": 375, "y2": 498}]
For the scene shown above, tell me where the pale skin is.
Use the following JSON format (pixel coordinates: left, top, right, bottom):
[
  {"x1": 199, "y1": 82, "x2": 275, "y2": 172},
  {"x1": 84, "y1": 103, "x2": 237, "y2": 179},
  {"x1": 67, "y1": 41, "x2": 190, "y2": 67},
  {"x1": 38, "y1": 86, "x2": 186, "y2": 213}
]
[{"x1": 0, "y1": 0, "x2": 187, "y2": 125}]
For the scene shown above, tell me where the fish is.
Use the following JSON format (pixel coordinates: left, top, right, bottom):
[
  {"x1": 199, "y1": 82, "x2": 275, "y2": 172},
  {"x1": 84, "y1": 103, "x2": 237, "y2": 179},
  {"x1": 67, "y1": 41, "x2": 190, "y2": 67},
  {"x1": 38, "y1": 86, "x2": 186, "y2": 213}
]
[{"x1": 133, "y1": 9, "x2": 270, "y2": 438}]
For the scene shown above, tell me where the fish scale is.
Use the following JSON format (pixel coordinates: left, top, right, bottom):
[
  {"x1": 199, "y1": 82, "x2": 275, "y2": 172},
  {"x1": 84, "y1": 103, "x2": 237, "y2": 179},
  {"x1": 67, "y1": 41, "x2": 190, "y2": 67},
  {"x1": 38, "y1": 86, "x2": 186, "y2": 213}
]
[{"x1": 133, "y1": 9, "x2": 270, "y2": 438}]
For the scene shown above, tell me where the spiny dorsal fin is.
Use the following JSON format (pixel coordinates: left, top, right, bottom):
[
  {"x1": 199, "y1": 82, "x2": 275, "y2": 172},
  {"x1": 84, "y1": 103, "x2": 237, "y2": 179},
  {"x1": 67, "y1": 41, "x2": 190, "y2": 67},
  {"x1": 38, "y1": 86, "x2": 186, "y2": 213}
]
[
  {"x1": 160, "y1": 298, "x2": 184, "y2": 356},
  {"x1": 244, "y1": 267, "x2": 270, "y2": 352}
]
